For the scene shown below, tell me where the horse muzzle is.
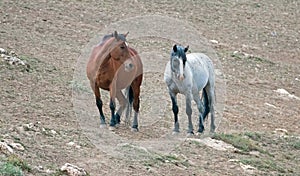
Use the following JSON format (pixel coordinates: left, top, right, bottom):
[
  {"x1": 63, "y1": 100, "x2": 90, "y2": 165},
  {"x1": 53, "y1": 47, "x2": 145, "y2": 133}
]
[
  {"x1": 124, "y1": 60, "x2": 134, "y2": 72},
  {"x1": 177, "y1": 74, "x2": 185, "y2": 81}
]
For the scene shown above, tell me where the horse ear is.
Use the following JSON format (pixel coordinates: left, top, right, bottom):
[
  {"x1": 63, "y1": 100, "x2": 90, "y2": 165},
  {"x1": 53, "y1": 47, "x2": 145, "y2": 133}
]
[
  {"x1": 124, "y1": 31, "x2": 129, "y2": 38},
  {"x1": 173, "y1": 45, "x2": 177, "y2": 52},
  {"x1": 184, "y1": 45, "x2": 189, "y2": 53},
  {"x1": 113, "y1": 31, "x2": 119, "y2": 40}
]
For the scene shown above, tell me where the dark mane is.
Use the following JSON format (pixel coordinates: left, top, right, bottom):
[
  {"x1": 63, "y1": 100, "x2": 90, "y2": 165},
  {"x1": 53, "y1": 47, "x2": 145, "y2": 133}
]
[{"x1": 99, "y1": 33, "x2": 127, "y2": 45}]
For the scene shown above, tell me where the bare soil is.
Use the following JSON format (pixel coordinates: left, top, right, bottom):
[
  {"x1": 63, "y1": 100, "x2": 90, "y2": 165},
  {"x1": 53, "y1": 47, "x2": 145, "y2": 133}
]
[{"x1": 0, "y1": 0, "x2": 299, "y2": 175}]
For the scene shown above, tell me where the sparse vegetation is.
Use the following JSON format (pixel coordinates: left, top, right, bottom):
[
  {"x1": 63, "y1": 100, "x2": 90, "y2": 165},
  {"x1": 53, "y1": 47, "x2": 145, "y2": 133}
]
[
  {"x1": 212, "y1": 133, "x2": 265, "y2": 154},
  {"x1": 0, "y1": 162, "x2": 23, "y2": 176},
  {"x1": 240, "y1": 157, "x2": 286, "y2": 173},
  {"x1": 7, "y1": 155, "x2": 31, "y2": 173}
]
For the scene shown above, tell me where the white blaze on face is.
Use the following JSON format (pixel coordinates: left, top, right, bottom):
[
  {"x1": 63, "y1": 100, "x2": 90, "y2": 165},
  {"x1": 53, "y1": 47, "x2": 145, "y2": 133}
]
[{"x1": 178, "y1": 59, "x2": 184, "y2": 81}]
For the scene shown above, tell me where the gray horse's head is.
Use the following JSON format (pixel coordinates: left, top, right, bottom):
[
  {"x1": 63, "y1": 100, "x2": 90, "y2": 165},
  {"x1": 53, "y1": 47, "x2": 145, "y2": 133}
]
[{"x1": 170, "y1": 44, "x2": 189, "y2": 81}]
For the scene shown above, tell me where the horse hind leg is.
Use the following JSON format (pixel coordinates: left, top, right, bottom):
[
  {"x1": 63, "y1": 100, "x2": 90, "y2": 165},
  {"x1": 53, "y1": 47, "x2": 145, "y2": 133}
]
[
  {"x1": 124, "y1": 86, "x2": 133, "y2": 126},
  {"x1": 169, "y1": 91, "x2": 179, "y2": 133},
  {"x1": 131, "y1": 80, "x2": 142, "y2": 132},
  {"x1": 115, "y1": 90, "x2": 129, "y2": 126}
]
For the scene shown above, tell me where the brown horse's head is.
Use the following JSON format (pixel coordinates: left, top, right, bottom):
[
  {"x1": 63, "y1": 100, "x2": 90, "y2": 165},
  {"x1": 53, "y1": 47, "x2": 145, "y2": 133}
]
[{"x1": 109, "y1": 31, "x2": 131, "y2": 62}]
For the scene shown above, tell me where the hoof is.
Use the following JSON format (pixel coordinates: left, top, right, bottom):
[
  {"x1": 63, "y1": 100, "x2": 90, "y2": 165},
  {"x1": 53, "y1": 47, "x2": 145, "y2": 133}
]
[
  {"x1": 196, "y1": 132, "x2": 203, "y2": 136},
  {"x1": 131, "y1": 128, "x2": 138, "y2": 132},
  {"x1": 100, "y1": 124, "x2": 106, "y2": 128},
  {"x1": 187, "y1": 132, "x2": 194, "y2": 137},
  {"x1": 209, "y1": 130, "x2": 216, "y2": 135},
  {"x1": 172, "y1": 131, "x2": 180, "y2": 135},
  {"x1": 109, "y1": 126, "x2": 116, "y2": 131}
]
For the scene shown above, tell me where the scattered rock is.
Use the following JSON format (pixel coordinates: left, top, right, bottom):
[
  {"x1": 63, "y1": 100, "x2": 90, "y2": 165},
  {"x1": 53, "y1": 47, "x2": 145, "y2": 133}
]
[
  {"x1": 249, "y1": 151, "x2": 260, "y2": 157},
  {"x1": 264, "y1": 103, "x2": 277, "y2": 109},
  {"x1": 0, "y1": 48, "x2": 6, "y2": 54},
  {"x1": 67, "y1": 142, "x2": 75, "y2": 146},
  {"x1": 209, "y1": 39, "x2": 219, "y2": 44},
  {"x1": 274, "y1": 128, "x2": 288, "y2": 136},
  {"x1": 0, "y1": 48, "x2": 29, "y2": 68},
  {"x1": 187, "y1": 137, "x2": 235, "y2": 151},
  {"x1": 274, "y1": 88, "x2": 300, "y2": 100},
  {"x1": 10, "y1": 143, "x2": 25, "y2": 151},
  {"x1": 240, "y1": 162, "x2": 256, "y2": 174},
  {"x1": 60, "y1": 163, "x2": 87, "y2": 176},
  {"x1": 0, "y1": 141, "x2": 14, "y2": 154}
]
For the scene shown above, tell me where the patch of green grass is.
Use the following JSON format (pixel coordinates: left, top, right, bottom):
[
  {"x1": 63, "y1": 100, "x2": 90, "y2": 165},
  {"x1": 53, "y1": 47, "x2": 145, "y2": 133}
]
[
  {"x1": 240, "y1": 158, "x2": 286, "y2": 173},
  {"x1": 244, "y1": 132, "x2": 262, "y2": 142},
  {"x1": 7, "y1": 155, "x2": 31, "y2": 173},
  {"x1": 289, "y1": 138, "x2": 300, "y2": 150},
  {"x1": 18, "y1": 55, "x2": 41, "y2": 72},
  {"x1": 230, "y1": 51, "x2": 274, "y2": 65},
  {"x1": 212, "y1": 133, "x2": 263, "y2": 153},
  {"x1": 143, "y1": 152, "x2": 191, "y2": 168},
  {"x1": 0, "y1": 162, "x2": 23, "y2": 176}
]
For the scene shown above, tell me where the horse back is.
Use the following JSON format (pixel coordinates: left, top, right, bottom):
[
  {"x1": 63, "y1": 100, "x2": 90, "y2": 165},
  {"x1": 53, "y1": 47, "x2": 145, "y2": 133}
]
[{"x1": 186, "y1": 53, "x2": 214, "y2": 89}]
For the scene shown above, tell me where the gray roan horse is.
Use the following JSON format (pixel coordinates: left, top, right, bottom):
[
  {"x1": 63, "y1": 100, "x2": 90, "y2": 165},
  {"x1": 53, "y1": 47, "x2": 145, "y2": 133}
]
[{"x1": 164, "y1": 44, "x2": 216, "y2": 134}]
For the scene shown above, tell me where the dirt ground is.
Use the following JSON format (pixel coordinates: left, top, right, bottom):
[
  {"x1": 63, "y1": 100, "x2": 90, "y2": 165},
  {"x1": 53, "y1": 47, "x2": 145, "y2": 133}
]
[{"x1": 0, "y1": 0, "x2": 299, "y2": 175}]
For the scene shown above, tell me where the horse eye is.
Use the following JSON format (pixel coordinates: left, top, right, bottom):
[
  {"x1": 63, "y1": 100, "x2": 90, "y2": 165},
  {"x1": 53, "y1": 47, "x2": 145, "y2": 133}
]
[{"x1": 120, "y1": 46, "x2": 125, "y2": 49}]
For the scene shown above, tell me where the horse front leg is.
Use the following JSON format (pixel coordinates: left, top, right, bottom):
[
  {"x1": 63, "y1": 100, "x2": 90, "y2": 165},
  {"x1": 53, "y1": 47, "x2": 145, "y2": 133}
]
[
  {"x1": 93, "y1": 82, "x2": 106, "y2": 128},
  {"x1": 186, "y1": 93, "x2": 194, "y2": 135},
  {"x1": 194, "y1": 91, "x2": 205, "y2": 133},
  {"x1": 169, "y1": 91, "x2": 179, "y2": 133}
]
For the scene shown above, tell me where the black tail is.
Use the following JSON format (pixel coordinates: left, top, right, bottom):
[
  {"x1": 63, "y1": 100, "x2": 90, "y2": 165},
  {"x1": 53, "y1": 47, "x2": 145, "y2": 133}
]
[
  {"x1": 128, "y1": 86, "x2": 134, "y2": 104},
  {"x1": 202, "y1": 88, "x2": 210, "y2": 121}
]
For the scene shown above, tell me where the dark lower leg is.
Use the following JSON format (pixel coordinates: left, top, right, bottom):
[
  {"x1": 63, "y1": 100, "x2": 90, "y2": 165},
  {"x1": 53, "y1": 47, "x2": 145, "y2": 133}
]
[
  {"x1": 132, "y1": 98, "x2": 139, "y2": 129},
  {"x1": 96, "y1": 97, "x2": 106, "y2": 125},
  {"x1": 171, "y1": 96, "x2": 179, "y2": 132},
  {"x1": 109, "y1": 99, "x2": 117, "y2": 126},
  {"x1": 198, "y1": 114, "x2": 204, "y2": 133}
]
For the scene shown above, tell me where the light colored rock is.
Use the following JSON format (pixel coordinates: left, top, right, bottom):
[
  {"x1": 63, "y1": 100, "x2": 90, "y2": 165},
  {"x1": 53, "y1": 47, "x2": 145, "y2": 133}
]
[
  {"x1": 10, "y1": 143, "x2": 25, "y2": 151},
  {"x1": 67, "y1": 142, "x2": 75, "y2": 146},
  {"x1": 274, "y1": 88, "x2": 300, "y2": 100},
  {"x1": 0, "y1": 141, "x2": 14, "y2": 154},
  {"x1": 0, "y1": 48, "x2": 6, "y2": 54},
  {"x1": 50, "y1": 129, "x2": 57, "y2": 135},
  {"x1": 240, "y1": 162, "x2": 256, "y2": 174},
  {"x1": 209, "y1": 39, "x2": 219, "y2": 44},
  {"x1": 264, "y1": 103, "x2": 277, "y2": 109},
  {"x1": 249, "y1": 151, "x2": 260, "y2": 157},
  {"x1": 187, "y1": 137, "x2": 235, "y2": 151},
  {"x1": 60, "y1": 163, "x2": 87, "y2": 176},
  {"x1": 274, "y1": 128, "x2": 288, "y2": 136}
]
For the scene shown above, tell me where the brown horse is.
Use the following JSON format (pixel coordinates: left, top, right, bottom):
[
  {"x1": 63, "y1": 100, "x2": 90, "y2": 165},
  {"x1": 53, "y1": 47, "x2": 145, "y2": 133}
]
[{"x1": 86, "y1": 31, "x2": 143, "y2": 131}]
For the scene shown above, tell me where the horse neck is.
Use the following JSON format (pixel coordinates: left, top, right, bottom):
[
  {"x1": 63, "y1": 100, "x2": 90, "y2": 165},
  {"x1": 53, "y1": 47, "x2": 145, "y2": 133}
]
[{"x1": 94, "y1": 38, "x2": 115, "y2": 68}]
